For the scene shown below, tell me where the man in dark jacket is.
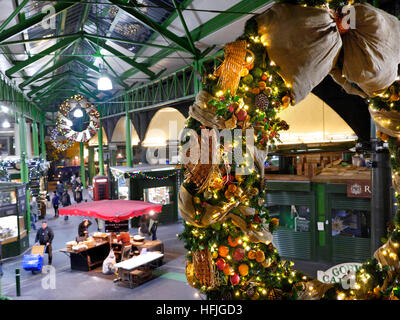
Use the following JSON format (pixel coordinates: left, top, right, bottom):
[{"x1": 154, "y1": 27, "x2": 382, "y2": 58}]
[
  {"x1": 78, "y1": 219, "x2": 92, "y2": 238},
  {"x1": 35, "y1": 221, "x2": 54, "y2": 265}
]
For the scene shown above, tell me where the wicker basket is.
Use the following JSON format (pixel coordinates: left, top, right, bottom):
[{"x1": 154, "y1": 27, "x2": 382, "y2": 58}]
[{"x1": 192, "y1": 249, "x2": 216, "y2": 289}]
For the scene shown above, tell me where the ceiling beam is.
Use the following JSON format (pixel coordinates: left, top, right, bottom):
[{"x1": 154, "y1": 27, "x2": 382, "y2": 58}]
[
  {"x1": 34, "y1": 78, "x2": 70, "y2": 100},
  {"x1": 0, "y1": 0, "x2": 29, "y2": 34},
  {"x1": 6, "y1": 35, "x2": 80, "y2": 77},
  {"x1": 133, "y1": 0, "x2": 194, "y2": 59},
  {"x1": 121, "y1": 0, "x2": 272, "y2": 80},
  {"x1": 0, "y1": 33, "x2": 83, "y2": 46},
  {"x1": 0, "y1": 1, "x2": 80, "y2": 43},
  {"x1": 172, "y1": 0, "x2": 198, "y2": 58},
  {"x1": 75, "y1": 56, "x2": 128, "y2": 90},
  {"x1": 109, "y1": 0, "x2": 199, "y2": 56},
  {"x1": 83, "y1": 32, "x2": 177, "y2": 51},
  {"x1": 28, "y1": 74, "x2": 68, "y2": 98},
  {"x1": 19, "y1": 56, "x2": 75, "y2": 89},
  {"x1": 85, "y1": 35, "x2": 155, "y2": 78}
]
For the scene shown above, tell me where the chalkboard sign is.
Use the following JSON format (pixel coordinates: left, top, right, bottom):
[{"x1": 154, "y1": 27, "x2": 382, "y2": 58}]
[
  {"x1": 105, "y1": 220, "x2": 129, "y2": 233},
  {"x1": 295, "y1": 217, "x2": 310, "y2": 232}
]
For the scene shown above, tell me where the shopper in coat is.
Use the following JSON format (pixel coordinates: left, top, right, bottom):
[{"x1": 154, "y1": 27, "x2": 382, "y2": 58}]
[
  {"x1": 56, "y1": 180, "x2": 64, "y2": 198},
  {"x1": 75, "y1": 177, "x2": 83, "y2": 203},
  {"x1": 35, "y1": 221, "x2": 54, "y2": 265},
  {"x1": 149, "y1": 212, "x2": 159, "y2": 241},
  {"x1": 71, "y1": 175, "x2": 77, "y2": 202},
  {"x1": 61, "y1": 189, "x2": 71, "y2": 221},
  {"x1": 51, "y1": 191, "x2": 60, "y2": 218},
  {"x1": 30, "y1": 196, "x2": 38, "y2": 231}
]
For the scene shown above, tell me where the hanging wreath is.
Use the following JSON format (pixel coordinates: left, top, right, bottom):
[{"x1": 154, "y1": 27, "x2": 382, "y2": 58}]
[
  {"x1": 49, "y1": 128, "x2": 74, "y2": 152},
  {"x1": 55, "y1": 95, "x2": 100, "y2": 143}
]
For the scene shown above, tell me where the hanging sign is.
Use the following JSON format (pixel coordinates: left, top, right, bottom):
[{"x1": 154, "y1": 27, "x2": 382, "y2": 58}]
[
  {"x1": 105, "y1": 220, "x2": 129, "y2": 233},
  {"x1": 317, "y1": 262, "x2": 362, "y2": 285},
  {"x1": 347, "y1": 180, "x2": 372, "y2": 198}
]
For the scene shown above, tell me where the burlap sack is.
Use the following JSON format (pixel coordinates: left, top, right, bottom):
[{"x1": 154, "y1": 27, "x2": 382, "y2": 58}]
[
  {"x1": 369, "y1": 107, "x2": 400, "y2": 139},
  {"x1": 257, "y1": 3, "x2": 400, "y2": 104},
  {"x1": 338, "y1": 3, "x2": 400, "y2": 97},
  {"x1": 257, "y1": 3, "x2": 342, "y2": 104}
]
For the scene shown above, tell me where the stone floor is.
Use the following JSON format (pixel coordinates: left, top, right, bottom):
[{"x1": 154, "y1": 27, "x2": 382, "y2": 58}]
[{"x1": 0, "y1": 188, "x2": 336, "y2": 300}]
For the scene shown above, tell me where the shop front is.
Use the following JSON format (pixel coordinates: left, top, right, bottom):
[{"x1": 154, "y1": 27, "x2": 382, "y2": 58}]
[
  {"x1": 265, "y1": 160, "x2": 373, "y2": 264},
  {"x1": 110, "y1": 165, "x2": 181, "y2": 224},
  {"x1": 0, "y1": 182, "x2": 29, "y2": 258}
]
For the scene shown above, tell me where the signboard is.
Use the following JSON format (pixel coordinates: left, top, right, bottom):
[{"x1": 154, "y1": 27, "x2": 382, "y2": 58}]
[
  {"x1": 347, "y1": 180, "x2": 371, "y2": 198},
  {"x1": 105, "y1": 220, "x2": 129, "y2": 233},
  {"x1": 317, "y1": 262, "x2": 362, "y2": 284}
]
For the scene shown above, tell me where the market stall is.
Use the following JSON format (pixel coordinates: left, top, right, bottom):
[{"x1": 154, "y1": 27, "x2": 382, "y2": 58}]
[{"x1": 59, "y1": 199, "x2": 163, "y2": 271}]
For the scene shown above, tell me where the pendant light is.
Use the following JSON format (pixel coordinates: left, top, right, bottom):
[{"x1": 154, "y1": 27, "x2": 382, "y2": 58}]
[
  {"x1": 73, "y1": 108, "x2": 84, "y2": 118},
  {"x1": 98, "y1": 62, "x2": 113, "y2": 91},
  {"x1": 2, "y1": 119, "x2": 10, "y2": 128}
]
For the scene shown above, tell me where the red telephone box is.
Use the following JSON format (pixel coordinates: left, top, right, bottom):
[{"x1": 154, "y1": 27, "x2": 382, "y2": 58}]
[{"x1": 93, "y1": 176, "x2": 109, "y2": 201}]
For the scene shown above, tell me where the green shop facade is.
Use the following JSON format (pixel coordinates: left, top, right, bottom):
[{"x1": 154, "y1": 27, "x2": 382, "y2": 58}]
[
  {"x1": 110, "y1": 165, "x2": 181, "y2": 225},
  {"x1": 266, "y1": 175, "x2": 373, "y2": 264},
  {"x1": 0, "y1": 74, "x2": 47, "y2": 258}
]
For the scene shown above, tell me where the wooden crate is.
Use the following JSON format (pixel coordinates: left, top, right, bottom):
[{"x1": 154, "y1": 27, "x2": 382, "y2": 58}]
[{"x1": 31, "y1": 245, "x2": 46, "y2": 256}]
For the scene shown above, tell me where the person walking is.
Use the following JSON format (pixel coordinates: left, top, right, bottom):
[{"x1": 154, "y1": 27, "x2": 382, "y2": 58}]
[
  {"x1": 30, "y1": 196, "x2": 38, "y2": 231},
  {"x1": 149, "y1": 212, "x2": 159, "y2": 241},
  {"x1": 71, "y1": 175, "x2": 77, "y2": 202},
  {"x1": 56, "y1": 180, "x2": 64, "y2": 198},
  {"x1": 61, "y1": 189, "x2": 71, "y2": 221},
  {"x1": 75, "y1": 177, "x2": 83, "y2": 204},
  {"x1": 35, "y1": 221, "x2": 54, "y2": 265},
  {"x1": 51, "y1": 191, "x2": 60, "y2": 218}
]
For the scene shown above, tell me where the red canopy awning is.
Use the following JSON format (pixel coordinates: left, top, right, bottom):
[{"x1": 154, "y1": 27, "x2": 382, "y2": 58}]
[{"x1": 59, "y1": 200, "x2": 162, "y2": 222}]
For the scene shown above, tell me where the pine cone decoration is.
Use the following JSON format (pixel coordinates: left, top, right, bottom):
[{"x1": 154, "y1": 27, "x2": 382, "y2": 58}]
[
  {"x1": 246, "y1": 286, "x2": 255, "y2": 298},
  {"x1": 279, "y1": 120, "x2": 289, "y2": 131},
  {"x1": 254, "y1": 94, "x2": 269, "y2": 110}
]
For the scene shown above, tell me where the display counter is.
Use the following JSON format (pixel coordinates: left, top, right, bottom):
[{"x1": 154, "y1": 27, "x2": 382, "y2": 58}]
[
  {"x1": 60, "y1": 233, "x2": 165, "y2": 271},
  {"x1": 265, "y1": 163, "x2": 372, "y2": 264},
  {"x1": 60, "y1": 239, "x2": 110, "y2": 271},
  {"x1": 0, "y1": 182, "x2": 29, "y2": 258},
  {"x1": 112, "y1": 238, "x2": 164, "y2": 264}
]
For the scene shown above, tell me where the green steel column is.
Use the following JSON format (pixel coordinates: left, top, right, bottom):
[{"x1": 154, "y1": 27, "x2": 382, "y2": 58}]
[
  {"x1": 193, "y1": 60, "x2": 203, "y2": 94},
  {"x1": 125, "y1": 94, "x2": 132, "y2": 167},
  {"x1": 98, "y1": 120, "x2": 104, "y2": 175},
  {"x1": 88, "y1": 146, "x2": 95, "y2": 185},
  {"x1": 39, "y1": 121, "x2": 46, "y2": 159},
  {"x1": 18, "y1": 115, "x2": 31, "y2": 232},
  {"x1": 80, "y1": 142, "x2": 86, "y2": 189},
  {"x1": 31, "y1": 122, "x2": 39, "y2": 157}
]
